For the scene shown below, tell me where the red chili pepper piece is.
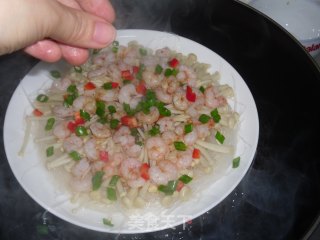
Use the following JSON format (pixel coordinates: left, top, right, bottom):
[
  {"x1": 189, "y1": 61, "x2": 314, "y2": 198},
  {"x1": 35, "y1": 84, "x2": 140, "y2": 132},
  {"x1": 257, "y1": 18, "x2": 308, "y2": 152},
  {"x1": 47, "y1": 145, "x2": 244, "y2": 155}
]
[
  {"x1": 192, "y1": 148, "x2": 201, "y2": 159},
  {"x1": 176, "y1": 180, "x2": 185, "y2": 192},
  {"x1": 186, "y1": 86, "x2": 196, "y2": 102},
  {"x1": 136, "y1": 82, "x2": 147, "y2": 95},
  {"x1": 140, "y1": 163, "x2": 150, "y2": 180},
  {"x1": 84, "y1": 82, "x2": 96, "y2": 90},
  {"x1": 120, "y1": 115, "x2": 138, "y2": 128},
  {"x1": 111, "y1": 82, "x2": 119, "y2": 88},
  {"x1": 168, "y1": 58, "x2": 179, "y2": 68},
  {"x1": 33, "y1": 108, "x2": 43, "y2": 117},
  {"x1": 132, "y1": 66, "x2": 139, "y2": 74},
  {"x1": 121, "y1": 70, "x2": 134, "y2": 80},
  {"x1": 99, "y1": 150, "x2": 109, "y2": 162},
  {"x1": 67, "y1": 121, "x2": 77, "y2": 133}
]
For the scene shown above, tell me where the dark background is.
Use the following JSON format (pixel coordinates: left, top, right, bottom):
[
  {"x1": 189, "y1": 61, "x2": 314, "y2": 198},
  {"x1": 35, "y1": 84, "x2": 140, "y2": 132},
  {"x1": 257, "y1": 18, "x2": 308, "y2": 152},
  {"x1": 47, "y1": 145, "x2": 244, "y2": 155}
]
[{"x1": 1, "y1": 0, "x2": 320, "y2": 239}]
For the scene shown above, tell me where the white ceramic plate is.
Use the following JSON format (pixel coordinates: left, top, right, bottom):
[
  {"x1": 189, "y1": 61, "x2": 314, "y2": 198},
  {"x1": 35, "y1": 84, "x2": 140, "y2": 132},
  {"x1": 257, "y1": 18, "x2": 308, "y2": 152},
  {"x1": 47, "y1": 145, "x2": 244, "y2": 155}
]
[{"x1": 3, "y1": 29, "x2": 259, "y2": 233}]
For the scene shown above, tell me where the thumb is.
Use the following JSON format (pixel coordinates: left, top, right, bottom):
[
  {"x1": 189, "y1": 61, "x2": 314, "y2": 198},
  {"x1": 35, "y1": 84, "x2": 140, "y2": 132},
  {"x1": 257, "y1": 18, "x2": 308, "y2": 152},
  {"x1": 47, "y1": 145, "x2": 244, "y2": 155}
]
[{"x1": 50, "y1": 2, "x2": 116, "y2": 48}]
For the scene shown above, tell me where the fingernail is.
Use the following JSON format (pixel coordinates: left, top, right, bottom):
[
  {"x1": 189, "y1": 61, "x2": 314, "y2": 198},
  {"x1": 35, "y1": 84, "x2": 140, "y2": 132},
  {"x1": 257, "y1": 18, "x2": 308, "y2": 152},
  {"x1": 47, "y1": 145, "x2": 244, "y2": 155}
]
[{"x1": 93, "y1": 22, "x2": 114, "y2": 45}]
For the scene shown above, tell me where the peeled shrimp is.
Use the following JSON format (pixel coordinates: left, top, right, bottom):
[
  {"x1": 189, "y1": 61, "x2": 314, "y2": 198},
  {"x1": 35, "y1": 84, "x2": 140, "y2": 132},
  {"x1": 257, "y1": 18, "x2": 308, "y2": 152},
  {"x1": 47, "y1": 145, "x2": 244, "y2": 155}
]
[
  {"x1": 51, "y1": 77, "x2": 71, "y2": 92},
  {"x1": 84, "y1": 138, "x2": 98, "y2": 161},
  {"x1": 143, "y1": 70, "x2": 164, "y2": 89},
  {"x1": 196, "y1": 124, "x2": 210, "y2": 139},
  {"x1": 157, "y1": 117, "x2": 175, "y2": 133},
  {"x1": 162, "y1": 131, "x2": 177, "y2": 145},
  {"x1": 184, "y1": 130, "x2": 198, "y2": 146},
  {"x1": 53, "y1": 121, "x2": 71, "y2": 139},
  {"x1": 73, "y1": 96, "x2": 96, "y2": 114},
  {"x1": 176, "y1": 65, "x2": 197, "y2": 87},
  {"x1": 71, "y1": 158, "x2": 91, "y2": 178},
  {"x1": 89, "y1": 122, "x2": 111, "y2": 139},
  {"x1": 120, "y1": 158, "x2": 145, "y2": 188},
  {"x1": 113, "y1": 126, "x2": 135, "y2": 146},
  {"x1": 204, "y1": 86, "x2": 227, "y2": 109},
  {"x1": 124, "y1": 144, "x2": 143, "y2": 158},
  {"x1": 145, "y1": 136, "x2": 168, "y2": 161},
  {"x1": 70, "y1": 174, "x2": 92, "y2": 192},
  {"x1": 136, "y1": 106, "x2": 160, "y2": 124},
  {"x1": 109, "y1": 152, "x2": 125, "y2": 167},
  {"x1": 175, "y1": 149, "x2": 193, "y2": 169},
  {"x1": 96, "y1": 88, "x2": 118, "y2": 102},
  {"x1": 173, "y1": 89, "x2": 188, "y2": 111},
  {"x1": 63, "y1": 135, "x2": 83, "y2": 153},
  {"x1": 118, "y1": 84, "x2": 142, "y2": 109},
  {"x1": 52, "y1": 106, "x2": 74, "y2": 118},
  {"x1": 87, "y1": 66, "x2": 108, "y2": 78},
  {"x1": 149, "y1": 160, "x2": 178, "y2": 185},
  {"x1": 155, "y1": 88, "x2": 172, "y2": 104}
]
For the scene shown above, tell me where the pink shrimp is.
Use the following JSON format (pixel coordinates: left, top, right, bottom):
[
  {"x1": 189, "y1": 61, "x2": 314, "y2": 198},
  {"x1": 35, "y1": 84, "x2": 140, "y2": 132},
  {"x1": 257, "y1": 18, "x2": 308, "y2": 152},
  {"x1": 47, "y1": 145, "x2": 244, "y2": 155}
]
[
  {"x1": 89, "y1": 122, "x2": 111, "y2": 139},
  {"x1": 118, "y1": 84, "x2": 142, "y2": 109},
  {"x1": 149, "y1": 160, "x2": 178, "y2": 185},
  {"x1": 84, "y1": 138, "x2": 98, "y2": 161},
  {"x1": 173, "y1": 88, "x2": 189, "y2": 111},
  {"x1": 120, "y1": 158, "x2": 145, "y2": 188},
  {"x1": 113, "y1": 126, "x2": 135, "y2": 146},
  {"x1": 146, "y1": 136, "x2": 169, "y2": 162},
  {"x1": 204, "y1": 86, "x2": 227, "y2": 109},
  {"x1": 53, "y1": 121, "x2": 71, "y2": 139},
  {"x1": 176, "y1": 65, "x2": 197, "y2": 87},
  {"x1": 63, "y1": 135, "x2": 83, "y2": 153},
  {"x1": 136, "y1": 106, "x2": 160, "y2": 124},
  {"x1": 157, "y1": 117, "x2": 175, "y2": 133}
]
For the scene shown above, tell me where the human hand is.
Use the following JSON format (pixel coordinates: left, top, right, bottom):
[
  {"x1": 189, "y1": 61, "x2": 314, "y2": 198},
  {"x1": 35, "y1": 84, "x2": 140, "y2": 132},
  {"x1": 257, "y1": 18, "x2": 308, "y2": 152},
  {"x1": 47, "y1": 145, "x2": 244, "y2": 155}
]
[{"x1": 0, "y1": 0, "x2": 116, "y2": 65}]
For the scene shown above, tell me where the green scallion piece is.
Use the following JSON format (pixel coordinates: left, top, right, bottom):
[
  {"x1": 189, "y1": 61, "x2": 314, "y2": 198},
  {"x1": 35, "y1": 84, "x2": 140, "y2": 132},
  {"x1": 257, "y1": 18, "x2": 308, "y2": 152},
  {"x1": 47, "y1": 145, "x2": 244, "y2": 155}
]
[
  {"x1": 75, "y1": 126, "x2": 88, "y2": 136},
  {"x1": 36, "y1": 94, "x2": 49, "y2": 103},
  {"x1": 45, "y1": 117, "x2": 55, "y2": 131},
  {"x1": 136, "y1": 64, "x2": 145, "y2": 80},
  {"x1": 80, "y1": 109, "x2": 91, "y2": 121},
  {"x1": 164, "y1": 68, "x2": 173, "y2": 77},
  {"x1": 155, "y1": 64, "x2": 163, "y2": 74},
  {"x1": 112, "y1": 41, "x2": 119, "y2": 47},
  {"x1": 102, "y1": 218, "x2": 114, "y2": 227},
  {"x1": 149, "y1": 125, "x2": 160, "y2": 136},
  {"x1": 232, "y1": 156, "x2": 241, "y2": 168},
  {"x1": 50, "y1": 70, "x2": 61, "y2": 79},
  {"x1": 123, "y1": 103, "x2": 135, "y2": 116},
  {"x1": 108, "y1": 105, "x2": 116, "y2": 114},
  {"x1": 74, "y1": 66, "x2": 82, "y2": 73},
  {"x1": 109, "y1": 119, "x2": 120, "y2": 129},
  {"x1": 63, "y1": 94, "x2": 76, "y2": 107},
  {"x1": 174, "y1": 141, "x2": 187, "y2": 151},
  {"x1": 198, "y1": 114, "x2": 211, "y2": 124},
  {"x1": 103, "y1": 82, "x2": 113, "y2": 90},
  {"x1": 199, "y1": 86, "x2": 205, "y2": 93},
  {"x1": 67, "y1": 84, "x2": 77, "y2": 94},
  {"x1": 107, "y1": 187, "x2": 117, "y2": 201},
  {"x1": 46, "y1": 146, "x2": 54, "y2": 157},
  {"x1": 179, "y1": 174, "x2": 193, "y2": 184},
  {"x1": 158, "y1": 180, "x2": 178, "y2": 195},
  {"x1": 157, "y1": 105, "x2": 171, "y2": 117},
  {"x1": 184, "y1": 123, "x2": 193, "y2": 134},
  {"x1": 215, "y1": 131, "x2": 225, "y2": 144},
  {"x1": 69, "y1": 151, "x2": 82, "y2": 161},
  {"x1": 171, "y1": 68, "x2": 179, "y2": 76},
  {"x1": 109, "y1": 175, "x2": 120, "y2": 187},
  {"x1": 92, "y1": 171, "x2": 105, "y2": 191},
  {"x1": 139, "y1": 48, "x2": 147, "y2": 56},
  {"x1": 96, "y1": 101, "x2": 106, "y2": 117},
  {"x1": 210, "y1": 108, "x2": 221, "y2": 123}
]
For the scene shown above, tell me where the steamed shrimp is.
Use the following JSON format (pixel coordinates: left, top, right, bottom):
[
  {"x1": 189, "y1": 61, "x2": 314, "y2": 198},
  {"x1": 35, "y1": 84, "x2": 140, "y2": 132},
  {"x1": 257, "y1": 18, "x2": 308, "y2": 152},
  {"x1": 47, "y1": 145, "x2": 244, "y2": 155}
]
[
  {"x1": 53, "y1": 121, "x2": 71, "y2": 139},
  {"x1": 118, "y1": 83, "x2": 142, "y2": 109},
  {"x1": 149, "y1": 160, "x2": 178, "y2": 185},
  {"x1": 204, "y1": 86, "x2": 227, "y2": 109},
  {"x1": 89, "y1": 122, "x2": 111, "y2": 139},
  {"x1": 120, "y1": 158, "x2": 146, "y2": 188},
  {"x1": 146, "y1": 136, "x2": 168, "y2": 161}
]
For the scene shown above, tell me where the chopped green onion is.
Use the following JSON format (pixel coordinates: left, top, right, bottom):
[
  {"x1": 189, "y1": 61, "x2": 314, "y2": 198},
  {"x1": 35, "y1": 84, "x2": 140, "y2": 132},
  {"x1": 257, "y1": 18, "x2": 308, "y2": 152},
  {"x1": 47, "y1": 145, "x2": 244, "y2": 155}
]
[
  {"x1": 36, "y1": 94, "x2": 49, "y2": 103},
  {"x1": 164, "y1": 68, "x2": 173, "y2": 77},
  {"x1": 122, "y1": 79, "x2": 131, "y2": 85},
  {"x1": 109, "y1": 119, "x2": 120, "y2": 129},
  {"x1": 98, "y1": 117, "x2": 108, "y2": 124},
  {"x1": 139, "y1": 48, "x2": 147, "y2": 56},
  {"x1": 46, "y1": 146, "x2": 54, "y2": 157},
  {"x1": 232, "y1": 156, "x2": 240, "y2": 168},
  {"x1": 69, "y1": 151, "x2": 82, "y2": 161},
  {"x1": 184, "y1": 123, "x2": 193, "y2": 134},
  {"x1": 171, "y1": 68, "x2": 179, "y2": 76},
  {"x1": 157, "y1": 105, "x2": 171, "y2": 117},
  {"x1": 198, "y1": 114, "x2": 211, "y2": 124},
  {"x1": 158, "y1": 180, "x2": 178, "y2": 195},
  {"x1": 102, "y1": 218, "x2": 114, "y2": 227},
  {"x1": 130, "y1": 128, "x2": 139, "y2": 137},
  {"x1": 210, "y1": 108, "x2": 221, "y2": 123},
  {"x1": 112, "y1": 47, "x2": 118, "y2": 53},
  {"x1": 92, "y1": 171, "x2": 105, "y2": 191},
  {"x1": 109, "y1": 175, "x2": 120, "y2": 187},
  {"x1": 136, "y1": 64, "x2": 145, "y2": 80},
  {"x1": 174, "y1": 141, "x2": 187, "y2": 151},
  {"x1": 155, "y1": 64, "x2": 163, "y2": 74},
  {"x1": 75, "y1": 126, "x2": 88, "y2": 136},
  {"x1": 63, "y1": 94, "x2": 76, "y2": 107},
  {"x1": 107, "y1": 187, "x2": 117, "y2": 201},
  {"x1": 80, "y1": 109, "x2": 91, "y2": 121},
  {"x1": 215, "y1": 131, "x2": 225, "y2": 144},
  {"x1": 103, "y1": 82, "x2": 113, "y2": 90},
  {"x1": 123, "y1": 103, "x2": 135, "y2": 116},
  {"x1": 74, "y1": 66, "x2": 82, "y2": 73},
  {"x1": 179, "y1": 174, "x2": 193, "y2": 184},
  {"x1": 112, "y1": 41, "x2": 119, "y2": 47},
  {"x1": 96, "y1": 101, "x2": 106, "y2": 117},
  {"x1": 149, "y1": 124, "x2": 160, "y2": 136},
  {"x1": 199, "y1": 86, "x2": 205, "y2": 93},
  {"x1": 45, "y1": 117, "x2": 55, "y2": 131},
  {"x1": 67, "y1": 84, "x2": 77, "y2": 94},
  {"x1": 108, "y1": 105, "x2": 116, "y2": 114},
  {"x1": 50, "y1": 70, "x2": 61, "y2": 79}
]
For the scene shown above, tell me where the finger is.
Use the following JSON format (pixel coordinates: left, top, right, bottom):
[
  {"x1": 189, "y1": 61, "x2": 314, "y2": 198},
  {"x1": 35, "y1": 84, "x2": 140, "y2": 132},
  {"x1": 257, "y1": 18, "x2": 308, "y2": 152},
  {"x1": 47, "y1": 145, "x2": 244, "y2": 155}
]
[
  {"x1": 24, "y1": 40, "x2": 62, "y2": 62},
  {"x1": 51, "y1": 2, "x2": 116, "y2": 49},
  {"x1": 76, "y1": 0, "x2": 115, "y2": 22},
  {"x1": 59, "y1": 44, "x2": 89, "y2": 65}
]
